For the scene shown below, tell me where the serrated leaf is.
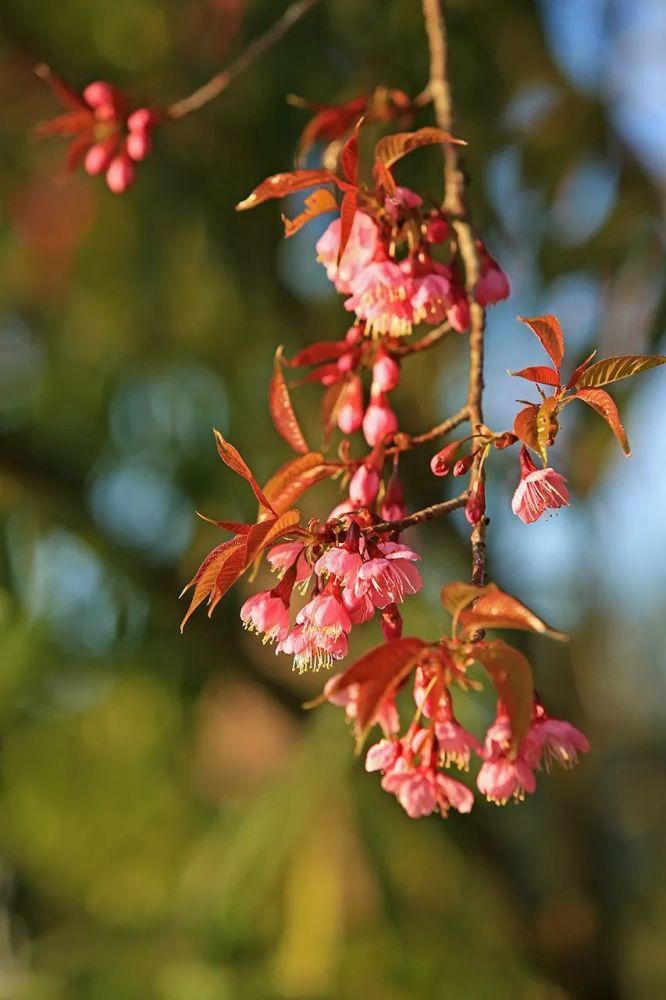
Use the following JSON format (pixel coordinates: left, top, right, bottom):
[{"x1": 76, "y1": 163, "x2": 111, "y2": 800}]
[
  {"x1": 321, "y1": 379, "x2": 348, "y2": 446},
  {"x1": 565, "y1": 350, "x2": 597, "y2": 389},
  {"x1": 513, "y1": 403, "x2": 540, "y2": 452},
  {"x1": 213, "y1": 430, "x2": 276, "y2": 514},
  {"x1": 281, "y1": 188, "x2": 338, "y2": 238},
  {"x1": 261, "y1": 452, "x2": 335, "y2": 517},
  {"x1": 195, "y1": 514, "x2": 252, "y2": 533},
  {"x1": 518, "y1": 315, "x2": 565, "y2": 370},
  {"x1": 440, "y1": 582, "x2": 484, "y2": 618},
  {"x1": 337, "y1": 190, "x2": 358, "y2": 264},
  {"x1": 374, "y1": 127, "x2": 466, "y2": 175},
  {"x1": 236, "y1": 170, "x2": 340, "y2": 211},
  {"x1": 509, "y1": 365, "x2": 560, "y2": 386},
  {"x1": 340, "y1": 117, "x2": 362, "y2": 184},
  {"x1": 179, "y1": 536, "x2": 245, "y2": 631},
  {"x1": 458, "y1": 583, "x2": 567, "y2": 641},
  {"x1": 473, "y1": 640, "x2": 534, "y2": 753},
  {"x1": 576, "y1": 354, "x2": 666, "y2": 389},
  {"x1": 536, "y1": 395, "x2": 559, "y2": 463},
  {"x1": 269, "y1": 347, "x2": 309, "y2": 455},
  {"x1": 575, "y1": 387, "x2": 630, "y2": 455},
  {"x1": 323, "y1": 637, "x2": 426, "y2": 748}
]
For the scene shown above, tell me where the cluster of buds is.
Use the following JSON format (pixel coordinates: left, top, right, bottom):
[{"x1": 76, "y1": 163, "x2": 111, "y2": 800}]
[
  {"x1": 35, "y1": 69, "x2": 159, "y2": 193},
  {"x1": 316, "y1": 188, "x2": 509, "y2": 338}
]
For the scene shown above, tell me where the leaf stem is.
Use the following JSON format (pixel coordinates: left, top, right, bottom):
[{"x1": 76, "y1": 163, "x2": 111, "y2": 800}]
[{"x1": 167, "y1": 0, "x2": 321, "y2": 120}]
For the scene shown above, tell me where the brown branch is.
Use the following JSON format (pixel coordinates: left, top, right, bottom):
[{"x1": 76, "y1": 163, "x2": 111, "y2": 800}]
[
  {"x1": 167, "y1": 0, "x2": 321, "y2": 120},
  {"x1": 391, "y1": 321, "x2": 452, "y2": 356},
  {"x1": 384, "y1": 404, "x2": 469, "y2": 457},
  {"x1": 422, "y1": 0, "x2": 487, "y2": 585},
  {"x1": 371, "y1": 491, "x2": 468, "y2": 535}
]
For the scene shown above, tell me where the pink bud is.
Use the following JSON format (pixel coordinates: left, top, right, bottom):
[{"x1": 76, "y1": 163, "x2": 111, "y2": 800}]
[
  {"x1": 430, "y1": 440, "x2": 462, "y2": 477},
  {"x1": 345, "y1": 324, "x2": 364, "y2": 345},
  {"x1": 94, "y1": 102, "x2": 120, "y2": 124},
  {"x1": 83, "y1": 81, "x2": 117, "y2": 109},
  {"x1": 127, "y1": 107, "x2": 157, "y2": 133},
  {"x1": 126, "y1": 130, "x2": 152, "y2": 162},
  {"x1": 336, "y1": 351, "x2": 357, "y2": 374},
  {"x1": 106, "y1": 155, "x2": 135, "y2": 194},
  {"x1": 447, "y1": 293, "x2": 470, "y2": 333},
  {"x1": 380, "y1": 470, "x2": 407, "y2": 521},
  {"x1": 337, "y1": 375, "x2": 364, "y2": 434},
  {"x1": 84, "y1": 139, "x2": 116, "y2": 176},
  {"x1": 372, "y1": 353, "x2": 401, "y2": 392},
  {"x1": 362, "y1": 396, "x2": 398, "y2": 447},
  {"x1": 380, "y1": 604, "x2": 403, "y2": 641},
  {"x1": 475, "y1": 245, "x2": 511, "y2": 307},
  {"x1": 349, "y1": 465, "x2": 380, "y2": 507},
  {"x1": 453, "y1": 452, "x2": 475, "y2": 476},
  {"x1": 425, "y1": 215, "x2": 450, "y2": 244},
  {"x1": 465, "y1": 480, "x2": 486, "y2": 525}
]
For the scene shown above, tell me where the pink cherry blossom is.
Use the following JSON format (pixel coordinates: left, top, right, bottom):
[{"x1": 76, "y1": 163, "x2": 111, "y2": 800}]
[
  {"x1": 296, "y1": 592, "x2": 352, "y2": 635},
  {"x1": 435, "y1": 719, "x2": 482, "y2": 770},
  {"x1": 474, "y1": 245, "x2": 511, "y2": 306},
  {"x1": 277, "y1": 623, "x2": 348, "y2": 672},
  {"x1": 381, "y1": 758, "x2": 473, "y2": 818},
  {"x1": 532, "y1": 716, "x2": 590, "y2": 770},
  {"x1": 345, "y1": 260, "x2": 414, "y2": 338},
  {"x1": 355, "y1": 545, "x2": 423, "y2": 608},
  {"x1": 316, "y1": 211, "x2": 379, "y2": 293},
  {"x1": 410, "y1": 271, "x2": 452, "y2": 325},
  {"x1": 240, "y1": 591, "x2": 290, "y2": 643},
  {"x1": 477, "y1": 757, "x2": 536, "y2": 805},
  {"x1": 365, "y1": 738, "x2": 402, "y2": 772},
  {"x1": 511, "y1": 446, "x2": 569, "y2": 523},
  {"x1": 267, "y1": 542, "x2": 310, "y2": 582},
  {"x1": 314, "y1": 546, "x2": 363, "y2": 586},
  {"x1": 324, "y1": 679, "x2": 400, "y2": 736}
]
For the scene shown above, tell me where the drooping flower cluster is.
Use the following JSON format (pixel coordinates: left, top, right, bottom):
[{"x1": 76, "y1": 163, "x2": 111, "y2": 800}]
[
  {"x1": 315, "y1": 187, "x2": 509, "y2": 339},
  {"x1": 240, "y1": 521, "x2": 422, "y2": 673},
  {"x1": 36, "y1": 69, "x2": 158, "y2": 193}
]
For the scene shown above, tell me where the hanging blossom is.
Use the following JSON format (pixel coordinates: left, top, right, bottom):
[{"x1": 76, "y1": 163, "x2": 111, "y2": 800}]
[{"x1": 512, "y1": 446, "x2": 569, "y2": 524}]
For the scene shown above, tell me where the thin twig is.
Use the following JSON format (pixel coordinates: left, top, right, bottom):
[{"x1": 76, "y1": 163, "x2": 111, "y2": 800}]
[
  {"x1": 384, "y1": 404, "x2": 469, "y2": 457},
  {"x1": 372, "y1": 492, "x2": 468, "y2": 535},
  {"x1": 421, "y1": 0, "x2": 487, "y2": 584},
  {"x1": 167, "y1": 0, "x2": 321, "y2": 120},
  {"x1": 391, "y1": 321, "x2": 452, "y2": 356}
]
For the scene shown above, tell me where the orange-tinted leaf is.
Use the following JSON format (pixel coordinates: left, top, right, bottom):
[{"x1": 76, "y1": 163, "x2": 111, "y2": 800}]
[
  {"x1": 324, "y1": 637, "x2": 426, "y2": 747},
  {"x1": 269, "y1": 347, "x2": 309, "y2": 455},
  {"x1": 290, "y1": 93, "x2": 369, "y2": 164},
  {"x1": 321, "y1": 379, "x2": 348, "y2": 446},
  {"x1": 281, "y1": 188, "x2": 338, "y2": 238},
  {"x1": 288, "y1": 340, "x2": 349, "y2": 367},
  {"x1": 473, "y1": 640, "x2": 534, "y2": 753},
  {"x1": 340, "y1": 118, "x2": 362, "y2": 184},
  {"x1": 513, "y1": 403, "x2": 540, "y2": 452},
  {"x1": 509, "y1": 365, "x2": 560, "y2": 386},
  {"x1": 236, "y1": 170, "x2": 339, "y2": 211},
  {"x1": 337, "y1": 190, "x2": 358, "y2": 263},
  {"x1": 374, "y1": 127, "x2": 466, "y2": 174},
  {"x1": 536, "y1": 395, "x2": 559, "y2": 463},
  {"x1": 207, "y1": 540, "x2": 250, "y2": 615},
  {"x1": 179, "y1": 536, "x2": 245, "y2": 630},
  {"x1": 518, "y1": 315, "x2": 565, "y2": 371},
  {"x1": 575, "y1": 387, "x2": 630, "y2": 455},
  {"x1": 261, "y1": 453, "x2": 335, "y2": 516},
  {"x1": 213, "y1": 430, "x2": 276, "y2": 514},
  {"x1": 195, "y1": 514, "x2": 252, "y2": 533},
  {"x1": 440, "y1": 581, "x2": 483, "y2": 618},
  {"x1": 576, "y1": 354, "x2": 666, "y2": 389},
  {"x1": 566, "y1": 350, "x2": 597, "y2": 389},
  {"x1": 458, "y1": 583, "x2": 567, "y2": 641}
]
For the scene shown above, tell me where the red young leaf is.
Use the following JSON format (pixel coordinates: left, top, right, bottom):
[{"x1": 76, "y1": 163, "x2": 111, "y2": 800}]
[
  {"x1": 290, "y1": 93, "x2": 369, "y2": 164},
  {"x1": 195, "y1": 514, "x2": 253, "y2": 534},
  {"x1": 458, "y1": 583, "x2": 567, "y2": 641},
  {"x1": 179, "y1": 535, "x2": 245, "y2": 631},
  {"x1": 374, "y1": 127, "x2": 466, "y2": 173},
  {"x1": 281, "y1": 188, "x2": 338, "y2": 238},
  {"x1": 236, "y1": 170, "x2": 341, "y2": 211},
  {"x1": 207, "y1": 539, "x2": 251, "y2": 616},
  {"x1": 323, "y1": 637, "x2": 426, "y2": 747},
  {"x1": 566, "y1": 350, "x2": 597, "y2": 389},
  {"x1": 337, "y1": 190, "x2": 358, "y2": 263},
  {"x1": 576, "y1": 354, "x2": 666, "y2": 389},
  {"x1": 261, "y1": 452, "x2": 336, "y2": 516},
  {"x1": 513, "y1": 404, "x2": 540, "y2": 453},
  {"x1": 440, "y1": 581, "x2": 483, "y2": 618},
  {"x1": 473, "y1": 640, "x2": 534, "y2": 754},
  {"x1": 340, "y1": 117, "x2": 362, "y2": 184},
  {"x1": 574, "y1": 387, "x2": 630, "y2": 455},
  {"x1": 288, "y1": 340, "x2": 350, "y2": 367},
  {"x1": 509, "y1": 365, "x2": 560, "y2": 386},
  {"x1": 321, "y1": 379, "x2": 349, "y2": 446},
  {"x1": 518, "y1": 315, "x2": 565, "y2": 371},
  {"x1": 269, "y1": 347, "x2": 310, "y2": 455},
  {"x1": 213, "y1": 430, "x2": 276, "y2": 514}
]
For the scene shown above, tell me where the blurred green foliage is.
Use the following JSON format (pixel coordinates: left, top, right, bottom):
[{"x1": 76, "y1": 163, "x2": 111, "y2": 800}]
[{"x1": 1, "y1": 0, "x2": 666, "y2": 997}]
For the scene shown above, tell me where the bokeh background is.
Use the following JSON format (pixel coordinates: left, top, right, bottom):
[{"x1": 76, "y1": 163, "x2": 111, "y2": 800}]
[{"x1": 1, "y1": 0, "x2": 666, "y2": 997}]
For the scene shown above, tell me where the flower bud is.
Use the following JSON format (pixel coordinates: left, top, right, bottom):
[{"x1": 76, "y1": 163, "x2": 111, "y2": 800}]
[
  {"x1": 337, "y1": 375, "x2": 364, "y2": 434},
  {"x1": 425, "y1": 214, "x2": 450, "y2": 244},
  {"x1": 372, "y1": 352, "x2": 401, "y2": 392},
  {"x1": 126, "y1": 130, "x2": 152, "y2": 162},
  {"x1": 362, "y1": 395, "x2": 398, "y2": 447},
  {"x1": 83, "y1": 81, "x2": 117, "y2": 109},
  {"x1": 430, "y1": 440, "x2": 462, "y2": 477},
  {"x1": 106, "y1": 154, "x2": 135, "y2": 194},
  {"x1": 447, "y1": 292, "x2": 470, "y2": 333},
  {"x1": 453, "y1": 452, "x2": 475, "y2": 477},
  {"x1": 465, "y1": 479, "x2": 486, "y2": 525},
  {"x1": 380, "y1": 604, "x2": 403, "y2": 641},
  {"x1": 127, "y1": 107, "x2": 157, "y2": 133},
  {"x1": 380, "y1": 470, "x2": 407, "y2": 522},
  {"x1": 349, "y1": 465, "x2": 380, "y2": 507},
  {"x1": 84, "y1": 139, "x2": 116, "y2": 176}
]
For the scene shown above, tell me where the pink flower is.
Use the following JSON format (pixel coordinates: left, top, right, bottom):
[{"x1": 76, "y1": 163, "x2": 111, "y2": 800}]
[
  {"x1": 316, "y1": 212, "x2": 379, "y2": 293},
  {"x1": 434, "y1": 720, "x2": 482, "y2": 770},
  {"x1": 354, "y1": 543, "x2": 423, "y2": 608},
  {"x1": 532, "y1": 716, "x2": 590, "y2": 770},
  {"x1": 381, "y1": 759, "x2": 474, "y2": 818},
  {"x1": 365, "y1": 738, "x2": 401, "y2": 772},
  {"x1": 345, "y1": 260, "x2": 414, "y2": 338},
  {"x1": 385, "y1": 186, "x2": 424, "y2": 221},
  {"x1": 240, "y1": 591, "x2": 290, "y2": 643},
  {"x1": 372, "y1": 352, "x2": 401, "y2": 392},
  {"x1": 296, "y1": 592, "x2": 352, "y2": 635},
  {"x1": 267, "y1": 542, "x2": 310, "y2": 582},
  {"x1": 325, "y1": 679, "x2": 399, "y2": 736},
  {"x1": 314, "y1": 546, "x2": 363, "y2": 586},
  {"x1": 511, "y1": 446, "x2": 569, "y2": 524},
  {"x1": 410, "y1": 271, "x2": 452, "y2": 325},
  {"x1": 477, "y1": 714, "x2": 539, "y2": 804},
  {"x1": 349, "y1": 465, "x2": 380, "y2": 507},
  {"x1": 278, "y1": 624, "x2": 348, "y2": 673},
  {"x1": 474, "y1": 245, "x2": 511, "y2": 306},
  {"x1": 380, "y1": 470, "x2": 407, "y2": 522},
  {"x1": 328, "y1": 499, "x2": 357, "y2": 521},
  {"x1": 341, "y1": 588, "x2": 376, "y2": 624},
  {"x1": 362, "y1": 393, "x2": 399, "y2": 446},
  {"x1": 337, "y1": 375, "x2": 364, "y2": 434}
]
